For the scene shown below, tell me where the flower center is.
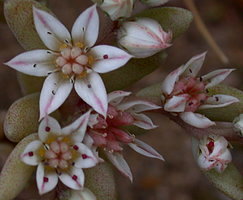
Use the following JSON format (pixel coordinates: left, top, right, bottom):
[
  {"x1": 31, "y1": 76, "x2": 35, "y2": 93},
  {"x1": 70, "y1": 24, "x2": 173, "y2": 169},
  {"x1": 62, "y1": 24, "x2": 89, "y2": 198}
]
[
  {"x1": 56, "y1": 47, "x2": 93, "y2": 76},
  {"x1": 171, "y1": 76, "x2": 208, "y2": 112}
]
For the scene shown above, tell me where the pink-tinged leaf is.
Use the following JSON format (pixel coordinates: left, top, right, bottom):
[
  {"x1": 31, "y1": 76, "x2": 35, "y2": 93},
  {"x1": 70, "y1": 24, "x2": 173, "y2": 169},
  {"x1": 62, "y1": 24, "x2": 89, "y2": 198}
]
[
  {"x1": 182, "y1": 52, "x2": 206, "y2": 77},
  {"x1": 33, "y1": 7, "x2": 71, "y2": 51},
  {"x1": 90, "y1": 45, "x2": 133, "y2": 73},
  {"x1": 74, "y1": 72, "x2": 108, "y2": 117},
  {"x1": 164, "y1": 94, "x2": 189, "y2": 112},
  {"x1": 118, "y1": 100, "x2": 161, "y2": 113},
  {"x1": 108, "y1": 91, "x2": 131, "y2": 106},
  {"x1": 128, "y1": 138, "x2": 164, "y2": 160},
  {"x1": 21, "y1": 140, "x2": 42, "y2": 166},
  {"x1": 105, "y1": 152, "x2": 133, "y2": 182},
  {"x1": 199, "y1": 95, "x2": 239, "y2": 110},
  {"x1": 179, "y1": 112, "x2": 215, "y2": 128},
  {"x1": 132, "y1": 113, "x2": 157, "y2": 130},
  {"x1": 71, "y1": 4, "x2": 99, "y2": 48},
  {"x1": 38, "y1": 116, "x2": 62, "y2": 142},
  {"x1": 202, "y1": 69, "x2": 235, "y2": 89},
  {"x1": 161, "y1": 65, "x2": 184, "y2": 95},
  {"x1": 39, "y1": 72, "x2": 73, "y2": 120},
  {"x1": 62, "y1": 110, "x2": 91, "y2": 142},
  {"x1": 36, "y1": 163, "x2": 58, "y2": 195},
  {"x1": 4, "y1": 50, "x2": 57, "y2": 77},
  {"x1": 59, "y1": 167, "x2": 84, "y2": 190},
  {"x1": 73, "y1": 143, "x2": 98, "y2": 169}
]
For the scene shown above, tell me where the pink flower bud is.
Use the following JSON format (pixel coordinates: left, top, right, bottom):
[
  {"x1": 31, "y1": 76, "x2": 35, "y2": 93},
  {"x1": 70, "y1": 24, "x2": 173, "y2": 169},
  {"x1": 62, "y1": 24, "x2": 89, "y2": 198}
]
[{"x1": 118, "y1": 18, "x2": 172, "y2": 58}]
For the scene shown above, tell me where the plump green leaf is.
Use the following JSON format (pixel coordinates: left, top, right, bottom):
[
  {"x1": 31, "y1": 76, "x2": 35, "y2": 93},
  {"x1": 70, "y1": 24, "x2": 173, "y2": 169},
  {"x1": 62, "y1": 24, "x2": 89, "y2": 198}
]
[
  {"x1": 4, "y1": 93, "x2": 39, "y2": 142},
  {"x1": 0, "y1": 134, "x2": 37, "y2": 200},
  {"x1": 198, "y1": 85, "x2": 243, "y2": 122},
  {"x1": 84, "y1": 163, "x2": 118, "y2": 200},
  {"x1": 103, "y1": 7, "x2": 193, "y2": 91},
  {"x1": 4, "y1": 0, "x2": 50, "y2": 50}
]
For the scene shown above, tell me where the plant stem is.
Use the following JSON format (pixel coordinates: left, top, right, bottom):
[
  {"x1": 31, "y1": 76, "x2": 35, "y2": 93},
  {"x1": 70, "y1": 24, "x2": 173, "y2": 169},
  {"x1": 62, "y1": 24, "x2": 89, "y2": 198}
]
[{"x1": 183, "y1": 0, "x2": 230, "y2": 65}]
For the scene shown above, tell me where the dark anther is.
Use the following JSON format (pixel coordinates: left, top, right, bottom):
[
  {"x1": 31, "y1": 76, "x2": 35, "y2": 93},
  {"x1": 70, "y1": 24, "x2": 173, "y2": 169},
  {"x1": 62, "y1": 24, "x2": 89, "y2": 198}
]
[
  {"x1": 33, "y1": 64, "x2": 37, "y2": 68},
  {"x1": 47, "y1": 32, "x2": 52, "y2": 35},
  {"x1": 52, "y1": 90, "x2": 56, "y2": 95},
  {"x1": 87, "y1": 84, "x2": 91, "y2": 88},
  {"x1": 189, "y1": 69, "x2": 192, "y2": 73}
]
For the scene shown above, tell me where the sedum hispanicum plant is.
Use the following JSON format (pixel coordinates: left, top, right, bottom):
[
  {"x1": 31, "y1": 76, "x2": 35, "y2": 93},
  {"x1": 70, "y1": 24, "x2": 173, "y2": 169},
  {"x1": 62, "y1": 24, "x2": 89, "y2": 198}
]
[{"x1": 0, "y1": 0, "x2": 242, "y2": 199}]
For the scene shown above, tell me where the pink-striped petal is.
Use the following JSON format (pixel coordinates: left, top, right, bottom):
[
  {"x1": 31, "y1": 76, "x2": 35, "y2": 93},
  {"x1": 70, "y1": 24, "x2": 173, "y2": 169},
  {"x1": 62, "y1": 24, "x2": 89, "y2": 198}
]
[
  {"x1": 118, "y1": 100, "x2": 161, "y2": 113},
  {"x1": 105, "y1": 152, "x2": 133, "y2": 182},
  {"x1": 108, "y1": 91, "x2": 131, "y2": 106},
  {"x1": 164, "y1": 95, "x2": 189, "y2": 112},
  {"x1": 59, "y1": 167, "x2": 84, "y2": 190},
  {"x1": 90, "y1": 45, "x2": 132, "y2": 73},
  {"x1": 161, "y1": 65, "x2": 185, "y2": 95},
  {"x1": 4, "y1": 50, "x2": 57, "y2": 77},
  {"x1": 62, "y1": 110, "x2": 91, "y2": 142},
  {"x1": 202, "y1": 69, "x2": 235, "y2": 89},
  {"x1": 72, "y1": 143, "x2": 98, "y2": 169},
  {"x1": 179, "y1": 112, "x2": 215, "y2": 128},
  {"x1": 74, "y1": 72, "x2": 108, "y2": 117},
  {"x1": 36, "y1": 163, "x2": 58, "y2": 195},
  {"x1": 132, "y1": 113, "x2": 157, "y2": 130},
  {"x1": 182, "y1": 52, "x2": 206, "y2": 77},
  {"x1": 33, "y1": 7, "x2": 71, "y2": 51},
  {"x1": 39, "y1": 72, "x2": 73, "y2": 120},
  {"x1": 71, "y1": 5, "x2": 99, "y2": 48},
  {"x1": 38, "y1": 116, "x2": 62, "y2": 142},
  {"x1": 128, "y1": 138, "x2": 164, "y2": 160},
  {"x1": 199, "y1": 95, "x2": 239, "y2": 110},
  {"x1": 21, "y1": 140, "x2": 42, "y2": 165}
]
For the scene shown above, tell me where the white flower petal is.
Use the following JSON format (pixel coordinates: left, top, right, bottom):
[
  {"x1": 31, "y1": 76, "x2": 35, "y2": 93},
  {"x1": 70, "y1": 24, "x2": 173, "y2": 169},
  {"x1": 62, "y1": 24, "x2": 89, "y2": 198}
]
[
  {"x1": 74, "y1": 72, "x2": 108, "y2": 117},
  {"x1": 128, "y1": 138, "x2": 164, "y2": 160},
  {"x1": 108, "y1": 90, "x2": 131, "y2": 106},
  {"x1": 161, "y1": 65, "x2": 185, "y2": 95},
  {"x1": 71, "y1": 5, "x2": 99, "y2": 48},
  {"x1": 70, "y1": 188, "x2": 97, "y2": 200},
  {"x1": 90, "y1": 45, "x2": 132, "y2": 73},
  {"x1": 38, "y1": 115, "x2": 62, "y2": 142},
  {"x1": 59, "y1": 167, "x2": 84, "y2": 190},
  {"x1": 39, "y1": 72, "x2": 73, "y2": 120},
  {"x1": 36, "y1": 163, "x2": 58, "y2": 195},
  {"x1": 21, "y1": 140, "x2": 42, "y2": 165},
  {"x1": 105, "y1": 152, "x2": 133, "y2": 182},
  {"x1": 33, "y1": 7, "x2": 71, "y2": 51},
  {"x1": 164, "y1": 95, "x2": 189, "y2": 112},
  {"x1": 62, "y1": 110, "x2": 91, "y2": 142},
  {"x1": 132, "y1": 113, "x2": 157, "y2": 130},
  {"x1": 197, "y1": 154, "x2": 215, "y2": 170},
  {"x1": 199, "y1": 95, "x2": 239, "y2": 109},
  {"x1": 217, "y1": 149, "x2": 232, "y2": 162},
  {"x1": 73, "y1": 143, "x2": 98, "y2": 169},
  {"x1": 202, "y1": 69, "x2": 235, "y2": 89},
  {"x1": 210, "y1": 136, "x2": 229, "y2": 158},
  {"x1": 179, "y1": 112, "x2": 215, "y2": 128},
  {"x1": 182, "y1": 52, "x2": 207, "y2": 77},
  {"x1": 4, "y1": 50, "x2": 57, "y2": 77},
  {"x1": 118, "y1": 100, "x2": 161, "y2": 113}
]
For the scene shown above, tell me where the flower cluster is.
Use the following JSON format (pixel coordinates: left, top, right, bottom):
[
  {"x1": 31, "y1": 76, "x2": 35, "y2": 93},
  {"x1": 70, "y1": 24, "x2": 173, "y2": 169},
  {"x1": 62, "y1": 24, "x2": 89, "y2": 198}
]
[
  {"x1": 161, "y1": 52, "x2": 239, "y2": 128},
  {"x1": 3, "y1": 1, "x2": 239, "y2": 198}
]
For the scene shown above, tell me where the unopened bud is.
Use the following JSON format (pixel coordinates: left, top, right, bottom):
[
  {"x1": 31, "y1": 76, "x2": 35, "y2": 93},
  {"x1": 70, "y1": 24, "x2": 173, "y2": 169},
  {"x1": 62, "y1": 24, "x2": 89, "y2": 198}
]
[
  {"x1": 233, "y1": 114, "x2": 243, "y2": 136},
  {"x1": 118, "y1": 18, "x2": 172, "y2": 58}
]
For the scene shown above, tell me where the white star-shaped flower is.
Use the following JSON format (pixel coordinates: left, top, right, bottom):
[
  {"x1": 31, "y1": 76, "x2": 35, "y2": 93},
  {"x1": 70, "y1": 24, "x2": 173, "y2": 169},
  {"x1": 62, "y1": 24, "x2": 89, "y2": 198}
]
[
  {"x1": 5, "y1": 5, "x2": 132, "y2": 119},
  {"x1": 21, "y1": 111, "x2": 99, "y2": 195}
]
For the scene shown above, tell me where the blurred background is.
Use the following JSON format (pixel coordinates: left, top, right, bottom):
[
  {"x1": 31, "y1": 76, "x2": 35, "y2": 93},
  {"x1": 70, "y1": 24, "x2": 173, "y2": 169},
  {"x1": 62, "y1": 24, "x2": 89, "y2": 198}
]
[{"x1": 0, "y1": 0, "x2": 242, "y2": 199}]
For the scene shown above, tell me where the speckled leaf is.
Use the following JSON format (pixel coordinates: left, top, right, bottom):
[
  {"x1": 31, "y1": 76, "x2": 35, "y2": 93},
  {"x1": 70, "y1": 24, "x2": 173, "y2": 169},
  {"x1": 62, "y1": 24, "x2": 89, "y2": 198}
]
[
  {"x1": 0, "y1": 133, "x2": 37, "y2": 200},
  {"x1": 102, "y1": 7, "x2": 193, "y2": 91},
  {"x1": 4, "y1": 93, "x2": 39, "y2": 142},
  {"x1": 198, "y1": 85, "x2": 243, "y2": 122},
  {"x1": 191, "y1": 137, "x2": 243, "y2": 200},
  {"x1": 4, "y1": 0, "x2": 50, "y2": 50},
  {"x1": 17, "y1": 73, "x2": 45, "y2": 95},
  {"x1": 84, "y1": 163, "x2": 117, "y2": 200}
]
